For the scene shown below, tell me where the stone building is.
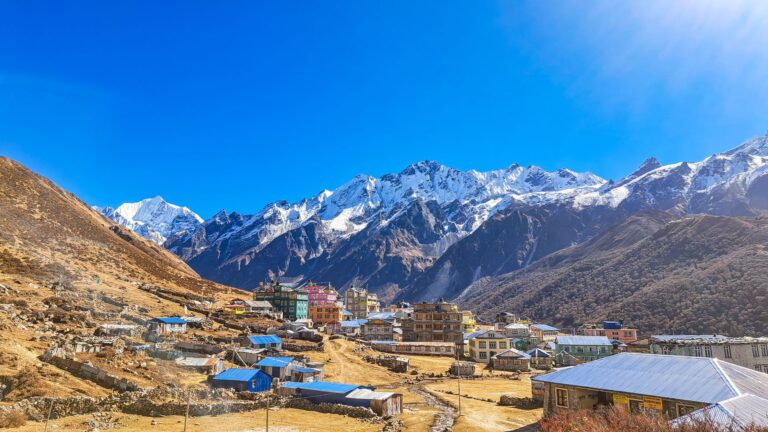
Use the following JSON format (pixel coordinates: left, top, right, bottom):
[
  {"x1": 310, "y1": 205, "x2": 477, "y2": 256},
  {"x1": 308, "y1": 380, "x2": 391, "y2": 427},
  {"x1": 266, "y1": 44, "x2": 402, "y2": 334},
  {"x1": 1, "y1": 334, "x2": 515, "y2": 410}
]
[
  {"x1": 650, "y1": 335, "x2": 768, "y2": 373},
  {"x1": 401, "y1": 301, "x2": 464, "y2": 344}
]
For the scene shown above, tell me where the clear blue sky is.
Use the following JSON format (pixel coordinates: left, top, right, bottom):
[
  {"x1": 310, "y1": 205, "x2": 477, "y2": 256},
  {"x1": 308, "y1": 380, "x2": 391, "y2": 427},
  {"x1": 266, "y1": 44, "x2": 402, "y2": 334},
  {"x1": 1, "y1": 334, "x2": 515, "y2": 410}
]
[{"x1": 2, "y1": 1, "x2": 768, "y2": 217}]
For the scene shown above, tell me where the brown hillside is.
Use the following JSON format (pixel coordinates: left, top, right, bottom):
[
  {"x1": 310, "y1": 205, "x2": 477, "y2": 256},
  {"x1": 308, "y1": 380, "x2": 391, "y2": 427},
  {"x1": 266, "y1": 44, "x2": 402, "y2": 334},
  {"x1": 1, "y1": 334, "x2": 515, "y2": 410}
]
[
  {"x1": 461, "y1": 213, "x2": 768, "y2": 335},
  {"x1": 0, "y1": 157, "x2": 242, "y2": 398}
]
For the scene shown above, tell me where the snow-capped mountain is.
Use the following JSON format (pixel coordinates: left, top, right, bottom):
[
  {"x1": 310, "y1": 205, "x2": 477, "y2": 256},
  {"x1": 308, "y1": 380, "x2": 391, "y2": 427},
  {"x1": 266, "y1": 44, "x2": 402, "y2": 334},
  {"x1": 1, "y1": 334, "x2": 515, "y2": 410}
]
[
  {"x1": 113, "y1": 133, "x2": 768, "y2": 302},
  {"x1": 96, "y1": 196, "x2": 203, "y2": 245}
]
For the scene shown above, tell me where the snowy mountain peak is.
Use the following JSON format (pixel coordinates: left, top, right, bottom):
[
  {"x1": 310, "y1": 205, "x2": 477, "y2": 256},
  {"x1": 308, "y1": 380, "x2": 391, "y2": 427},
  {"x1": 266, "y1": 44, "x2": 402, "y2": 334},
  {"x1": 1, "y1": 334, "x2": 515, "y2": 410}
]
[{"x1": 97, "y1": 196, "x2": 203, "y2": 245}]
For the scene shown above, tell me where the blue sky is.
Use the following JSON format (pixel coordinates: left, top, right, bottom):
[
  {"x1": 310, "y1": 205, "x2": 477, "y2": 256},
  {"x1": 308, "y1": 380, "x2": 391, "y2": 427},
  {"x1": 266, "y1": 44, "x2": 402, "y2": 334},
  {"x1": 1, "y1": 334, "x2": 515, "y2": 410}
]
[{"x1": 2, "y1": 1, "x2": 768, "y2": 217}]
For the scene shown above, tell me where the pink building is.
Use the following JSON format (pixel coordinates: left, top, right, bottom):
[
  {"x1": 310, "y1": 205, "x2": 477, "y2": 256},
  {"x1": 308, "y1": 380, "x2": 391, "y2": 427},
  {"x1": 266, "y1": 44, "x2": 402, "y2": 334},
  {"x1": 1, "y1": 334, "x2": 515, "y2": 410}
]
[
  {"x1": 305, "y1": 283, "x2": 339, "y2": 307},
  {"x1": 579, "y1": 321, "x2": 638, "y2": 343}
]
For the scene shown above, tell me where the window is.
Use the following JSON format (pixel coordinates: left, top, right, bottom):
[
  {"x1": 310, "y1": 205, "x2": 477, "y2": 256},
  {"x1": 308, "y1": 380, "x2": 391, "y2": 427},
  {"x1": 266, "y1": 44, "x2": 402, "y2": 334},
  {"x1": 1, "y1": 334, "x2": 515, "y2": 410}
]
[
  {"x1": 703, "y1": 345, "x2": 712, "y2": 358},
  {"x1": 724, "y1": 345, "x2": 732, "y2": 358},
  {"x1": 677, "y1": 404, "x2": 697, "y2": 417},
  {"x1": 600, "y1": 347, "x2": 607, "y2": 353},
  {"x1": 479, "y1": 341, "x2": 487, "y2": 349},
  {"x1": 576, "y1": 346, "x2": 584, "y2": 353},
  {"x1": 762, "y1": 345, "x2": 768, "y2": 357},
  {"x1": 564, "y1": 346, "x2": 571, "y2": 353},
  {"x1": 479, "y1": 352, "x2": 487, "y2": 359},
  {"x1": 499, "y1": 342, "x2": 507, "y2": 349},
  {"x1": 556, "y1": 388, "x2": 569, "y2": 408},
  {"x1": 753, "y1": 345, "x2": 760, "y2": 357},
  {"x1": 693, "y1": 346, "x2": 702, "y2": 357},
  {"x1": 662, "y1": 346, "x2": 671, "y2": 355},
  {"x1": 489, "y1": 341, "x2": 497, "y2": 349}
]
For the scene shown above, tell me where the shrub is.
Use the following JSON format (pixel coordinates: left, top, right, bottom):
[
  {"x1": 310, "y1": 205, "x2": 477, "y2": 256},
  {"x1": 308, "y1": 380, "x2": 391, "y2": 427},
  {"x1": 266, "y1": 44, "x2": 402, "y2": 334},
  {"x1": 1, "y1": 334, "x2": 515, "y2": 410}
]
[{"x1": 0, "y1": 410, "x2": 28, "y2": 428}]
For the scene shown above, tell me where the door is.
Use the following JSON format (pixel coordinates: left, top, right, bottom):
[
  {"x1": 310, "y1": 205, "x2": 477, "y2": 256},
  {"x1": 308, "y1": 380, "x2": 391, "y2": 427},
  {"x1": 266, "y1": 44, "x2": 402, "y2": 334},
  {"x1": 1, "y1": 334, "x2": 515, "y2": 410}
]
[{"x1": 629, "y1": 399, "x2": 644, "y2": 414}]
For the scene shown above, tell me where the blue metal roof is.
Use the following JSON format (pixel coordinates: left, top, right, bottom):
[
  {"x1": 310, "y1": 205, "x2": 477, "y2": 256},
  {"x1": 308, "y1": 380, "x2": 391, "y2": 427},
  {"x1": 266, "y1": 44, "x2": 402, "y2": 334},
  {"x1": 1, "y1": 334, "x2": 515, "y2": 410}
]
[
  {"x1": 247, "y1": 335, "x2": 282, "y2": 345},
  {"x1": 340, "y1": 319, "x2": 367, "y2": 328},
  {"x1": 341, "y1": 310, "x2": 354, "y2": 316},
  {"x1": 280, "y1": 381, "x2": 361, "y2": 394},
  {"x1": 294, "y1": 367, "x2": 321, "y2": 373},
  {"x1": 213, "y1": 368, "x2": 263, "y2": 382},
  {"x1": 256, "y1": 356, "x2": 294, "y2": 367},
  {"x1": 556, "y1": 335, "x2": 613, "y2": 346},
  {"x1": 532, "y1": 353, "x2": 768, "y2": 404},
  {"x1": 531, "y1": 324, "x2": 559, "y2": 331},
  {"x1": 526, "y1": 348, "x2": 552, "y2": 358},
  {"x1": 152, "y1": 317, "x2": 187, "y2": 324}
]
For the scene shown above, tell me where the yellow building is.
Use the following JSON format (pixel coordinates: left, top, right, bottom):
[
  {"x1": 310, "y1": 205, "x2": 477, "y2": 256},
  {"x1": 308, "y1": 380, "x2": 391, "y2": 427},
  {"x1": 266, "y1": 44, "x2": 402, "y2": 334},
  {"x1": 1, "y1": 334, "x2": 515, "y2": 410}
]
[
  {"x1": 309, "y1": 304, "x2": 344, "y2": 325},
  {"x1": 462, "y1": 311, "x2": 476, "y2": 332},
  {"x1": 467, "y1": 329, "x2": 513, "y2": 363}
]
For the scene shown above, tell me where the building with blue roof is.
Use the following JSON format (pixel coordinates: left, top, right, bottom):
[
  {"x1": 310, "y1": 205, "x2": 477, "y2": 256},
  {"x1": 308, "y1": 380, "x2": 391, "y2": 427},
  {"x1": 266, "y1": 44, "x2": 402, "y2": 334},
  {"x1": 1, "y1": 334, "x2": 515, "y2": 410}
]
[
  {"x1": 244, "y1": 334, "x2": 282, "y2": 350},
  {"x1": 277, "y1": 381, "x2": 402, "y2": 416},
  {"x1": 339, "y1": 319, "x2": 367, "y2": 337},
  {"x1": 526, "y1": 348, "x2": 553, "y2": 370},
  {"x1": 149, "y1": 317, "x2": 188, "y2": 335},
  {"x1": 533, "y1": 353, "x2": 768, "y2": 419},
  {"x1": 211, "y1": 368, "x2": 272, "y2": 393},
  {"x1": 255, "y1": 356, "x2": 296, "y2": 380},
  {"x1": 530, "y1": 324, "x2": 559, "y2": 344}
]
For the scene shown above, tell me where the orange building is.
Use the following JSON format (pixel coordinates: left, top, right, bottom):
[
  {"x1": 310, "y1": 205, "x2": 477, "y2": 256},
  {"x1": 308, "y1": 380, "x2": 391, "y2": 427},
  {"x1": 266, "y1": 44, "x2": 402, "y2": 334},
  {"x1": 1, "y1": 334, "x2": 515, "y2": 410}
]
[{"x1": 309, "y1": 304, "x2": 344, "y2": 325}]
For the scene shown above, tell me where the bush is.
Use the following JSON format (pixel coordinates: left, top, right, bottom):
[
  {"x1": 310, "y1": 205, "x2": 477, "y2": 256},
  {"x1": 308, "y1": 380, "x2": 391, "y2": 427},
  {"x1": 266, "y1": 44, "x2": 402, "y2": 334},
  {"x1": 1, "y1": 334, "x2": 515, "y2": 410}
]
[
  {"x1": 0, "y1": 410, "x2": 28, "y2": 428},
  {"x1": 538, "y1": 407, "x2": 768, "y2": 432}
]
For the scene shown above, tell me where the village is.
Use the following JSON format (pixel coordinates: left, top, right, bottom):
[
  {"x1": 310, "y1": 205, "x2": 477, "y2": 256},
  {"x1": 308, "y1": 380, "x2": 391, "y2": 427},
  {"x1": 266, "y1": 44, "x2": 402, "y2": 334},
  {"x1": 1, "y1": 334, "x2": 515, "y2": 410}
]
[{"x1": 1, "y1": 278, "x2": 766, "y2": 431}]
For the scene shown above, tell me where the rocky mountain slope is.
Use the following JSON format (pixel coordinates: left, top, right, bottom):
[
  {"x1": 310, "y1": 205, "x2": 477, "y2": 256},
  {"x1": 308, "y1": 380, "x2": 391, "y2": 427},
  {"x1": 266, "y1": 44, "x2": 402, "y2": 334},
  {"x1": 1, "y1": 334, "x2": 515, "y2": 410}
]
[
  {"x1": 105, "y1": 134, "x2": 768, "y2": 303},
  {"x1": 459, "y1": 212, "x2": 768, "y2": 335},
  {"x1": 96, "y1": 196, "x2": 202, "y2": 245}
]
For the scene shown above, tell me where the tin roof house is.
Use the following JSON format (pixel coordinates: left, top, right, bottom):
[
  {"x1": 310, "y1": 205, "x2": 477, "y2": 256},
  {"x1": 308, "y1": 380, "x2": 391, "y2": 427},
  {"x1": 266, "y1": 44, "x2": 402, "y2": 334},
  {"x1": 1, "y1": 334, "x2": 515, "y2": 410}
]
[
  {"x1": 244, "y1": 334, "x2": 283, "y2": 351},
  {"x1": 149, "y1": 317, "x2": 188, "y2": 336},
  {"x1": 554, "y1": 335, "x2": 613, "y2": 365},
  {"x1": 278, "y1": 381, "x2": 402, "y2": 416},
  {"x1": 672, "y1": 394, "x2": 768, "y2": 431},
  {"x1": 211, "y1": 368, "x2": 272, "y2": 393},
  {"x1": 255, "y1": 356, "x2": 297, "y2": 380},
  {"x1": 533, "y1": 353, "x2": 768, "y2": 419}
]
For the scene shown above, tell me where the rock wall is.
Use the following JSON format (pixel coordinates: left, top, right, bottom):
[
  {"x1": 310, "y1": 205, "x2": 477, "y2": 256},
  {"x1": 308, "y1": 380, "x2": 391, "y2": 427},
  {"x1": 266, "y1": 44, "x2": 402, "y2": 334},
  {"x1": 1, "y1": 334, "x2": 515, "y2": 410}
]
[{"x1": 40, "y1": 355, "x2": 140, "y2": 392}]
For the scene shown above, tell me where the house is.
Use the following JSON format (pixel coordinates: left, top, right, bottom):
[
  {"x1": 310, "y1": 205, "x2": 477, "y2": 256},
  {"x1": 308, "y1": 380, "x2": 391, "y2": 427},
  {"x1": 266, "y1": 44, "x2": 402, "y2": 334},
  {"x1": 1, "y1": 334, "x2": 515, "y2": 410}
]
[
  {"x1": 402, "y1": 301, "x2": 464, "y2": 344},
  {"x1": 555, "y1": 336, "x2": 613, "y2": 364},
  {"x1": 175, "y1": 357, "x2": 224, "y2": 375},
  {"x1": 244, "y1": 300, "x2": 280, "y2": 317},
  {"x1": 579, "y1": 321, "x2": 638, "y2": 343},
  {"x1": 491, "y1": 348, "x2": 531, "y2": 371},
  {"x1": 495, "y1": 312, "x2": 517, "y2": 324},
  {"x1": 339, "y1": 319, "x2": 367, "y2": 337},
  {"x1": 449, "y1": 361, "x2": 476, "y2": 377},
  {"x1": 309, "y1": 304, "x2": 345, "y2": 325},
  {"x1": 672, "y1": 394, "x2": 768, "y2": 431},
  {"x1": 499, "y1": 323, "x2": 530, "y2": 339},
  {"x1": 253, "y1": 281, "x2": 309, "y2": 321},
  {"x1": 305, "y1": 282, "x2": 339, "y2": 307},
  {"x1": 649, "y1": 335, "x2": 768, "y2": 373},
  {"x1": 529, "y1": 324, "x2": 559, "y2": 342},
  {"x1": 361, "y1": 315, "x2": 397, "y2": 341},
  {"x1": 466, "y1": 329, "x2": 514, "y2": 363},
  {"x1": 224, "y1": 299, "x2": 247, "y2": 315},
  {"x1": 244, "y1": 334, "x2": 283, "y2": 351},
  {"x1": 371, "y1": 340, "x2": 457, "y2": 357},
  {"x1": 344, "y1": 287, "x2": 380, "y2": 319},
  {"x1": 149, "y1": 317, "x2": 188, "y2": 335},
  {"x1": 278, "y1": 381, "x2": 402, "y2": 416},
  {"x1": 533, "y1": 353, "x2": 768, "y2": 419},
  {"x1": 526, "y1": 348, "x2": 553, "y2": 369},
  {"x1": 255, "y1": 356, "x2": 296, "y2": 380},
  {"x1": 291, "y1": 366, "x2": 323, "y2": 383},
  {"x1": 210, "y1": 368, "x2": 272, "y2": 393},
  {"x1": 96, "y1": 324, "x2": 141, "y2": 337}
]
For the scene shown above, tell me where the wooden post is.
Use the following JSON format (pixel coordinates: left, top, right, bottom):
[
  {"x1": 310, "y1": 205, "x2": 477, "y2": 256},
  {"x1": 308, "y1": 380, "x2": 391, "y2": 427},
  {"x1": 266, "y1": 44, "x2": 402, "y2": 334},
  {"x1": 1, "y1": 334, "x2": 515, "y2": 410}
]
[
  {"x1": 43, "y1": 390, "x2": 55, "y2": 432},
  {"x1": 183, "y1": 390, "x2": 190, "y2": 432},
  {"x1": 266, "y1": 394, "x2": 270, "y2": 432}
]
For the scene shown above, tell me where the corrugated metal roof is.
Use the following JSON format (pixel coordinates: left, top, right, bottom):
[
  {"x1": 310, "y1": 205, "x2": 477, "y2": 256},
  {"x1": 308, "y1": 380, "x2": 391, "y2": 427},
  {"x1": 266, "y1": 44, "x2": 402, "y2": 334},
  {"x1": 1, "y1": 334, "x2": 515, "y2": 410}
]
[
  {"x1": 556, "y1": 336, "x2": 613, "y2": 346},
  {"x1": 651, "y1": 334, "x2": 729, "y2": 342},
  {"x1": 256, "y1": 356, "x2": 294, "y2": 367},
  {"x1": 492, "y1": 348, "x2": 530, "y2": 359},
  {"x1": 526, "y1": 348, "x2": 551, "y2": 358},
  {"x1": 244, "y1": 300, "x2": 273, "y2": 308},
  {"x1": 346, "y1": 388, "x2": 395, "y2": 400},
  {"x1": 294, "y1": 367, "x2": 321, "y2": 373},
  {"x1": 153, "y1": 317, "x2": 187, "y2": 324},
  {"x1": 533, "y1": 353, "x2": 768, "y2": 404},
  {"x1": 673, "y1": 394, "x2": 768, "y2": 430},
  {"x1": 340, "y1": 319, "x2": 367, "y2": 327},
  {"x1": 531, "y1": 324, "x2": 558, "y2": 331},
  {"x1": 213, "y1": 368, "x2": 262, "y2": 382},
  {"x1": 279, "y1": 381, "x2": 360, "y2": 394},
  {"x1": 367, "y1": 312, "x2": 396, "y2": 320},
  {"x1": 247, "y1": 335, "x2": 282, "y2": 345}
]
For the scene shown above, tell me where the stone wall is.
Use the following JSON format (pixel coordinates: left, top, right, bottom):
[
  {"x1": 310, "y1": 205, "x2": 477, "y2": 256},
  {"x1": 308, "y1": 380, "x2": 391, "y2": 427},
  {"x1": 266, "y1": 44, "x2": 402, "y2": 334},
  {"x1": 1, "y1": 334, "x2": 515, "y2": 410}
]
[
  {"x1": 285, "y1": 398, "x2": 379, "y2": 419},
  {"x1": 40, "y1": 355, "x2": 140, "y2": 392}
]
